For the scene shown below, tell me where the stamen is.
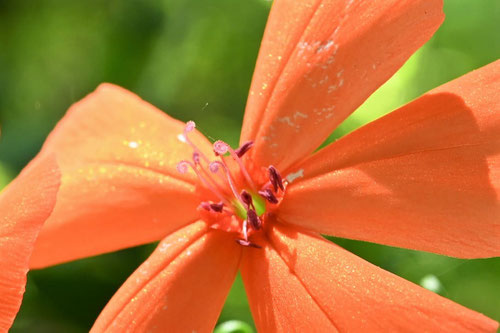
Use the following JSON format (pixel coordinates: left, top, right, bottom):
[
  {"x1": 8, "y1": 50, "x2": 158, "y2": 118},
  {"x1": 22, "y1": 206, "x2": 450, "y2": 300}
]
[
  {"x1": 209, "y1": 202, "x2": 224, "y2": 213},
  {"x1": 242, "y1": 219, "x2": 248, "y2": 240},
  {"x1": 247, "y1": 209, "x2": 262, "y2": 230},
  {"x1": 258, "y1": 188, "x2": 279, "y2": 204},
  {"x1": 240, "y1": 190, "x2": 254, "y2": 209},
  {"x1": 268, "y1": 165, "x2": 284, "y2": 192},
  {"x1": 234, "y1": 141, "x2": 254, "y2": 158},
  {"x1": 177, "y1": 160, "x2": 228, "y2": 204},
  {"x1": 177, "y1": 121, "x2": 267, "y2": 242},
  {"x1": 200, "y1": 202, "x2": 211, "y2": 211},
  {"x1": 236, "y1": 239, "x2": 262, "y2": 249}
]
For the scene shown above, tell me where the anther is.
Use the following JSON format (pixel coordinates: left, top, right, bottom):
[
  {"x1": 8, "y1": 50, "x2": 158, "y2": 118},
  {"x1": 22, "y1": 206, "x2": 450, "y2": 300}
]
[
  {"x1": 268, "y1": 165, "x2": 284, "y2": 192},
  {"x1": 240, "y1": 190, "x2": 254, "y2": 208},
  {"x1": 236, "y1": 239, "x2": 262, "y2": 249},
  {"x1": 258, "y1": 188, "x2": 279, "y2": 204},
  {"x1": 247, "y1": 209, "x2": 262, "y2": 230},
  {"x1": 200, "y1": 202, "x2": 211, "y2": 211},
  {"x1": 209, "y1": 202, "x2": 224, "y2": 213},
  {"x1": 234, "y1": 141, "x2": 254, "y2": 158}
]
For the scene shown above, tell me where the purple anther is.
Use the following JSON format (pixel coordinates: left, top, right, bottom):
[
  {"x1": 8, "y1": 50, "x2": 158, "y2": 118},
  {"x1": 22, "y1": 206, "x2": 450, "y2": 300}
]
[
  {"x1": 200, "y1": 202, "x2": 211, "y2": 211},
  {"x1": 234, "y1": 141, "x2": 254, "y2": 158},
  {"x1": 268, "y1": 165, "x2": 284, "y2": 192},
  {"x1": 247, "y1": 209, "x2": 262, "y2": 230},
  {"x1": 185, "y1": 120, "x2": 196, "y2": 133},
  {"x1": 240, "y1": 190, "x2": 253, "y2": 207},
  {"x1": 176, "y1": 161, "x2": 189, "y2": 174},
  {"x1": 209, "y1": 202, "x2": 224, "y2": 213},
  {"x1": 236, "y1": 239, "x2": 262, "y2": 249},
  {"x1": 258, "y1": 188, "x2": 279, "y2": 204},
  {"x1": 213, "y1": 140, "x2": 230, "y2": 156},
  {"x1": 193, "y1": 152, "x2": 201, "y2": 164}
]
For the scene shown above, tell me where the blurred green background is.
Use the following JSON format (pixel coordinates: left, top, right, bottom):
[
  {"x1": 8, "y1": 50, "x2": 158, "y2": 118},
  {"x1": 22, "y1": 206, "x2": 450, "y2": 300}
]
[{"x1": 1, "y1": 0, "x2": 499, "y2": 331}]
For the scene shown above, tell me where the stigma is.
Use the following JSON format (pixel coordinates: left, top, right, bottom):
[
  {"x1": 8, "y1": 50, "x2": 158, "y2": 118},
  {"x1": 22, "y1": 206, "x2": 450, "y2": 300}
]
[{"x1": 176, "y1": 121, "x2": 287, "y2": 248}]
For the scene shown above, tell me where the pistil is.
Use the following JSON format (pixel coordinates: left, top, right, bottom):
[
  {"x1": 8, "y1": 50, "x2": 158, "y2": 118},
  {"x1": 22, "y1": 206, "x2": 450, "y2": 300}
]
[
  {"x1": 213, "y1": 140, "x2": 256, "y2": 189},
  {"x1": 176, "y1": 160, "x2": 228, "y2": 204},
  {"x1": 175, "y1": 120, "x2": 287, "y2": 250}
]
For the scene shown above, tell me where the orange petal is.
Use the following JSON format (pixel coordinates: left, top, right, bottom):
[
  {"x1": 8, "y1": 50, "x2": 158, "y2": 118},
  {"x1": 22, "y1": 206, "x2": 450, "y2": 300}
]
[
  {"x1": 278, "y1": 60, "x2": 500, "y2": 258},
  {"x1": 31, "y1": 84, "x2": 212, "y2": 268},
  {"x1": 241, "y1": 223, "x2": 498, "y2": 332},
  {"x1": 0, "y1": 155, "x2": 60, "y2": 331},
  {"x1": 91, "y1": 221, "x2": 241, "y2": 333},
  {"x1": 241, "y1": 0, "x2": 444, "y2": 171}
]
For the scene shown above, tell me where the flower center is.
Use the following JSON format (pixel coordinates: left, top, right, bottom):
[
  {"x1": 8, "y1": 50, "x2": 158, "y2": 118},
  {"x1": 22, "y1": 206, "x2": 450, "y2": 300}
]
[{"x1": 176, "y1": 121, "x2": 286, "y2": 248}]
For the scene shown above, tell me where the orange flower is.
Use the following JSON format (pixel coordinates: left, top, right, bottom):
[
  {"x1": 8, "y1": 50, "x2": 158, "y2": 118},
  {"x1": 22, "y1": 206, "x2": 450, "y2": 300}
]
[
  {"x1": 2, "y1": 0, "x2": 500, "y2": 331},
  {"x1": 0, "y1": 155, "x2": 60, "y2": 331}
]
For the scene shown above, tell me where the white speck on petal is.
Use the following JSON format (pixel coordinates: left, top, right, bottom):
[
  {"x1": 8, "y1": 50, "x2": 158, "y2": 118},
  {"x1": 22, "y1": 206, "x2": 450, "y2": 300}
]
[
  {"x1": 286, "y1": 169, "x2": 304, "y2": 183},
  {"x1": 294, "y1": 111, "x2": 308, "y2": 119},
  {"x1": 278, "y1": 116, "x2": 295, "y2": 127},
  {"x1": 177, "y1": 134, "x2": 187, "y2": 143},
  {"x1": 128, "y1": 141, "x2": 139, "y2": 149},
  {"x1": 158, "y1": 243, "x2": 171, "y2": 253}
]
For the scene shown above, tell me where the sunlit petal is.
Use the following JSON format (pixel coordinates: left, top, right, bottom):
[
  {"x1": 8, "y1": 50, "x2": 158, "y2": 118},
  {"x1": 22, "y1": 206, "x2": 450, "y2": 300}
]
[
  {"x1": 241, "y1": 223, "x2": 498, "y2": 332},
  {"x1": 0, "y1": 155, "x2": 60, "y2": 330},
  {"x1": 31, "y1": 84, "x2": 212, "y2": 268},
  {"x1": 92, "y1": 221, "x2": 241, "y2": 333},
  {"x1": 279, "y1": 60, "x2": 500, "y2": 258},
  {"x1": 241, "y1": 0, "x2": 444, "y2": 171}
]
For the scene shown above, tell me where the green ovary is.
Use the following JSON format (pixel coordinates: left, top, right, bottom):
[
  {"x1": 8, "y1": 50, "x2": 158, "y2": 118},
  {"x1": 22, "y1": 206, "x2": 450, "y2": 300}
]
[{"x1": 233, "y1": 192, "x2": 266, "y2": 219}]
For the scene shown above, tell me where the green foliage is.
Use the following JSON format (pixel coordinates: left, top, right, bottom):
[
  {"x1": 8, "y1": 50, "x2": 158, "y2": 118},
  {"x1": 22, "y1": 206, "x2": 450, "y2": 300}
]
[{"x1": 214, "y1": 320, "x2": 254, "y2": 333}]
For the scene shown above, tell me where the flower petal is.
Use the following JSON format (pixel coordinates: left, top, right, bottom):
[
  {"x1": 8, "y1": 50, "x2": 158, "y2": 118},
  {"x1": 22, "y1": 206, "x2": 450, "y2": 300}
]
[
  {"x1": 0, "y1": 155, "x2": 60, "y2": 331},
  {"x1": 241, "y1": 223, "x2": 498, "y2": 332},
  {"x1": 91, "y1": 221, "x2": 241, "y2": 333},
  {"x1": 278, "y1": 60, "x2": 500, "y2": 258},
  {"x1": 241, "y1": 0, "x2": 444, "y2": 171},
  {"x1": 31, "y1": 83, "x2": 212, "y2": 268}
]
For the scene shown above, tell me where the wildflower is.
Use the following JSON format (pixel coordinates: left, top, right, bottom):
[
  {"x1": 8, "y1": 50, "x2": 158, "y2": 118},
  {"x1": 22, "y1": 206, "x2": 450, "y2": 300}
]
[{"x1": 2, "y1": 0, "x2": 500, "y2": 332}]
